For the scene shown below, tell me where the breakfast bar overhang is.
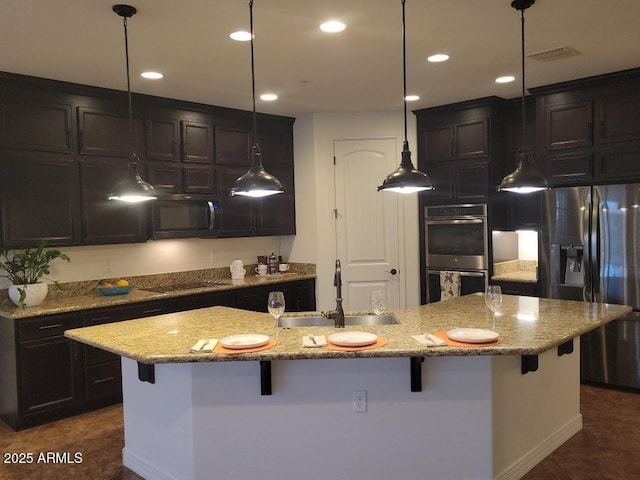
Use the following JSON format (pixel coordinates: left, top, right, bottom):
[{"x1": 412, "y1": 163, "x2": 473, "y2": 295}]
[{"x1": 65, "y1": 294, "x2": 631, "y2": 480}]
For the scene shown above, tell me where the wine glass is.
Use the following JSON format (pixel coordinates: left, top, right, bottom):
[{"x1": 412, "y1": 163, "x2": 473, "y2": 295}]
[
  {"x1": 485, "y1": 285, "x2": 502, "y2": 329},
  {"x1": 267, "y1": 291, "x2": 285, "y2": 331},
  {"x1": 370, "y1": 289, "x2": 387, "y2": 315}
]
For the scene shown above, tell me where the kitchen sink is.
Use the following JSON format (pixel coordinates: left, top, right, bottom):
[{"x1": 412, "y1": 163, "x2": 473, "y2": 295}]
[{"x1": 277, "y1": 314, "x2": 400, "y2": 328}]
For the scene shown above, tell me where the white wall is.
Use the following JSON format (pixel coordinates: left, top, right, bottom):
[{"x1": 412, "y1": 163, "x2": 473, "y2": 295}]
[{"x1": 0, "y1": 236, "x2": 286, "y2": 288}]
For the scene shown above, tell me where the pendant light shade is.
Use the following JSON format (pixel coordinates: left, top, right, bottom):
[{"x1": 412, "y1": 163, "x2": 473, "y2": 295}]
[
  {"x1": 109, "y1": 4, "x2": 156, "y2": 203},
  {"x1": 378, "y1": 0, "x2": 433, "y2": 194},
  {"x1": 498, "y1": 0, "x2": 549, "y2": 194},
  {"x1": 108, "y1": 156, "x2": 157, "y2": 202},
  {"x1": 230, "y1": 0, "x2": 284, "y2": 198}
]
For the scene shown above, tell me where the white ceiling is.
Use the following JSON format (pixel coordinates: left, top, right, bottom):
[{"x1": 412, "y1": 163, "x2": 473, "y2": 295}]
[{"x1": 1, "y1": 0, "x2": 639, "y2": 117}]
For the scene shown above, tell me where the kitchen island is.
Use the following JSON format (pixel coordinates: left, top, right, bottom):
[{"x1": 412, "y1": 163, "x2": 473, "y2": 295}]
[{"x1": 65, "y1": 294, "x2": 630, "y2": 480}]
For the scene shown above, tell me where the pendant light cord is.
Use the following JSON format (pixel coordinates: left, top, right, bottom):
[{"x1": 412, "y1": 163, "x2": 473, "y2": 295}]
[
  {"x1": 402, "y1": 0, "x2": 408, "y2": 147},
  {"x1": 122, "y1": 15, "x2": 134, "y2": 157},
  {"x1": 519, "y1": 7, "x2": 526, "y2": 149},
  {"x1": 249, "y1": 0, "x2": 258, "y2": 149}
]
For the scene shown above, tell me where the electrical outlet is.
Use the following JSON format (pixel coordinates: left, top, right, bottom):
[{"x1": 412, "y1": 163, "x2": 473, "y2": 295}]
[
  {"x1": 352, "y1": 390, "x2": 367, "y2": 413},
  {"x1": 104, "y1": 259, "x2": 113, "y2": 273}
]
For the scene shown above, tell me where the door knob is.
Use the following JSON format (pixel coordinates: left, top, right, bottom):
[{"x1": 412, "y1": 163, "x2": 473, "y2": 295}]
[{"x1": 388, "y1": 268, "x2": 398, "y2": 275}]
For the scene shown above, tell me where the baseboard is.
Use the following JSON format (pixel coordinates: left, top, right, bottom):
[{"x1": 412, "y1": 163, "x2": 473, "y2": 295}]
[
  {"x1": 496, "y1": 413, "x2": 583, "y2": 480},
  {"x1": 123, "y1": 447, "x2": 182, "y2": 480}
]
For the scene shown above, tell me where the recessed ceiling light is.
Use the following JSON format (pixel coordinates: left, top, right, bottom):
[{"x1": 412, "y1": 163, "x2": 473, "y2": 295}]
[
  {"x1": 405, "y1": 95, "x2": 420, "y2": 101},
  {"x1": 141, "y1": 71, "x2": 163, "y2": 80},
  {"x1": 427, "y1": 54, "x2": 449, "y2": 63},
  {"x1": 496, "y1": 75, "x2": 515, "y2": 83},
  {"x1": 230, "y1": 30, "x2": 253, "y2": 41},
  {"x1": 320, "y1": 20, "x2": 346, "y2": 33},
  {"x1": 260, "y1": 93, "x2": 278, "y2": 101}
]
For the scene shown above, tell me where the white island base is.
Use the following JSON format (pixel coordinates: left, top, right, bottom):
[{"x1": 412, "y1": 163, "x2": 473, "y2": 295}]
[{"x1": 121, "y1": 347, "x2": 581, "y2": 480}]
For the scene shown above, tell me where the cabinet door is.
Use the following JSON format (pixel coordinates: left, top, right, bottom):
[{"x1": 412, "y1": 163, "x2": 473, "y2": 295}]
[
  {"x1": 77, "y1": 107, "x2": 130, "y2": 157},
  {"x1": 289, "y1": 279, "x2": 316, "y2": 312},
  {"x1": 19, "y1": 336, "x2": 81, "y2": 416},
  {"x1": 182, "y1": 121, "x2": 213, "y2": 163},
  {"x1": 421, "y1": 163, "x2": 453, "y2": 205},
  {"x1": 80, "y1": 160, "x2": 148, "y2": 244},
  {"x1": 423, "y1": 125, "x2": 454, "y2": 163},
  {"x1": 597, "y1": 93, "x2": 640, "y2": 145},
  {"x1": 0, "y1": 154, "x2": 81, "y2": 247},
  {"x1": 454, "y1": 118, "x2": 489, "y2": 159},
  {"x1": 547, "y1": 150, "x2": 593, "y2": 186},
  {"x1": 215, "y1": 126, "x2": 250, "y2": 166},
  {"x1": 595, "y1": 147, "x2": 640, "y2": 181},
  {"x1": 147, "y1": 162, "x2": 182, "y2": 192},
  {"x1": 217, "y1": 166, "x2": 255, "y2": 236},
  {"x1": 455, "y1": 161, "x2": 490, "y2": 202},
  {"x1": 0, "y1": 101, "x2": 73, "y2": 153},
  {"x1": 544, "y1": 101, "x2": 593, "y2": 150},
  {"x1": 184, "y1": 165, "x2": 215, "y2": 193},
  {"x1": 145, "y1": 117, "x2": 179, "y2": 161}
]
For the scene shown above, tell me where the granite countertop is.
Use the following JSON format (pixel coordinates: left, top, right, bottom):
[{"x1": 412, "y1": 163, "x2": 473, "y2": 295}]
[
  {"x1": 0, "y1": 271, "x2": 316, "y2": 320},
  {"x1": 492, "y1": 260, "x2": 538, "y2": 283},
  {"x1": 65, "y1": 293, "x2": 632, "y2": 362}
]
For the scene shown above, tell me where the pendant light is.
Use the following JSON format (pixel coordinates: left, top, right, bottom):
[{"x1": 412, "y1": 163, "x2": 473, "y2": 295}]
[
  {"x1": 108, "y1": 4, "x2": 157, "y2": 203},
  {"x1": 378, "y1": 0, "x2": 434, "y2": 194},
  {"x1": 498, "y1": 0, "x2": 549, "y2": 194},
  {"x1": 230, "y1": 0, "x2": 284, "y2": 198}
]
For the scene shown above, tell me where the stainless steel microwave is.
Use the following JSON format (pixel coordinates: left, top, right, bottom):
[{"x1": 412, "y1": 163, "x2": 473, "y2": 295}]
[{"x1": 150, "y1": 194, "x2": 220, "y2": 239}]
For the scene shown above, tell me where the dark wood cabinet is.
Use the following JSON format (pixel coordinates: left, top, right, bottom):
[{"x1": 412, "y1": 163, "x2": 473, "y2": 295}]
[
  {"x1": 145, "y1": 116, "x2": 215, "y2": 193},
  {"x1": 0, "y1": 313, "x2": 81, "y2": 430},
  {"x1": 80, "y1": 160, "x2": 148, "y2": 244},
  {"x1": 77, "y1": 106, "x2": 131, "y2": 158},
  {"x1": 491, "y1": 280, "x2": 538, "y2": 297},
  {"x1": 416, "y1": 97, "x2": 506, "y2": 206},
  {"x1": 0, "y1": 72, "x2": 296, "y2": 246},
  {"x1": 532, "y1": 69, "x2": 640, "y2": 186},
  {"x1": 0, "y1": 100, "x2": 74, "y2": 153},
  {"x1": 0, "y1": 153, "x2": 81, "y2": 247}
]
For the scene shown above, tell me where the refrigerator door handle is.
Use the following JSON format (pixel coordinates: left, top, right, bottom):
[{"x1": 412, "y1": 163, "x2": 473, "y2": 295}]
[
  {"x1": 591, "y1": 186, "x2": 602, "y2": 303},
  {"x1": 582, "y1": 189, "x2": 592, "y2": 302}
]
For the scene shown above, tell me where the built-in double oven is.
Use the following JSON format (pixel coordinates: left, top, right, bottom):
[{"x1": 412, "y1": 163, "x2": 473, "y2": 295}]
[{"x1": 423, "y1": 204, "x2": 489, "y2": 303}]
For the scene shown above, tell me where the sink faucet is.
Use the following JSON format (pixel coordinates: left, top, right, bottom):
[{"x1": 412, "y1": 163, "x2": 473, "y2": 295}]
[{"x1": 323, "y1": 259, "x2": 345, "y2": 328}]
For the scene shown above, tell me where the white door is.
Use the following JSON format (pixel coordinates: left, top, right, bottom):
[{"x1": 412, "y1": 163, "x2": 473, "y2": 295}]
[{"x1": 334, "y1": 138, "x2": 401, "y2": 312}]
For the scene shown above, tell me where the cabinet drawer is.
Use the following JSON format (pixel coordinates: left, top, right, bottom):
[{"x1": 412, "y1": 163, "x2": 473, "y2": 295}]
[
  {"x1": 84, "y1": 344, "x2": 119, "y2": 366},
  {"x1": 85, "y1": 361, "x2": 122, "y2": 401},
  {"x1": 18, "y1": 314, "x2": 78, "y2": 341}
]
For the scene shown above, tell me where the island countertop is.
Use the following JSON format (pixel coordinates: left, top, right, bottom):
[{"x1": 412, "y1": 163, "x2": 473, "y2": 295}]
[{"x1": 65, "y1": 294, "x2": 632, "y2": 363}]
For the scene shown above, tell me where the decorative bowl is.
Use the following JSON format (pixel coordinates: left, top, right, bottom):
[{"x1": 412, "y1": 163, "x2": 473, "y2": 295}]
[{"x1": 97, "y1": 284, "x2": 135, "y2": 296}]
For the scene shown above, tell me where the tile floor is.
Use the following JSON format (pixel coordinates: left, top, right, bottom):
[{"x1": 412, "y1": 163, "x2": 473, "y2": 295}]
[{"x1": 0, "y1": 384, "x2": 638, "y2": 479}]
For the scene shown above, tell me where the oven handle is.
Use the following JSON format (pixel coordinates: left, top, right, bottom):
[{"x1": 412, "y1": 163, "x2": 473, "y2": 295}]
[
  {"x1": 426, "y1": 219, "x2": 484, "y2": 225},
  {"x1": 427, "y1": 269, "x2": 486, "y2": 277}
]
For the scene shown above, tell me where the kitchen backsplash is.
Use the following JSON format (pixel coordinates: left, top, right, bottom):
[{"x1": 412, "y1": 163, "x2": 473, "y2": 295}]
[{"x1": 493, "y1": 260, "x2": 538, "y2": 277}]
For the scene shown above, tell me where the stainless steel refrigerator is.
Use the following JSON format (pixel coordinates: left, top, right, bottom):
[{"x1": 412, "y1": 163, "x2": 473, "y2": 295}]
[{"x1": 540, "y1": 184, "x2": 640, "y2": 390}]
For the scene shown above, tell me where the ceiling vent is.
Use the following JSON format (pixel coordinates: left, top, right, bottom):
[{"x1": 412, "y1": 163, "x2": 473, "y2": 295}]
[{"x1": 527, "y1": 46, "x2": 581, "y2": 61}]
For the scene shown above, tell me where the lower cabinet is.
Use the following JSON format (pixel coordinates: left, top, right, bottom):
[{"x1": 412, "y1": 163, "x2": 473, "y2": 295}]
[
  {"x1": 0, "y1": 313, "x2": 82, "y2": 430},
  {"x1": 0, "y1": 278, "x2": 316, "y2": 430}
]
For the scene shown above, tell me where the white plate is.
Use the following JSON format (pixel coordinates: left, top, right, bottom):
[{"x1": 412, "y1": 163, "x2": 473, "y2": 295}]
[
  {"x1": 220, "y1": 334, "x2": 270, "y2": 350},
  {"x1": 328, "y1": 331, "x2": 378, "y2": 347},
  {"x1": 446, "y1": 328, "x2": 500, "y2": 344}
]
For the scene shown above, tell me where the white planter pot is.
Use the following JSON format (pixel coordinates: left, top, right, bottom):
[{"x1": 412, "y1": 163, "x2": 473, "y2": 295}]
[{"x1": 8, "y1": 282, "x2": 49, "y2": 308}]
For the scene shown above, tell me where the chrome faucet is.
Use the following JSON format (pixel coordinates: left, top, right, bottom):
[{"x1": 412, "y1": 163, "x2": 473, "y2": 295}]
[{"x1": 323, "y1": 259, "x2": 345, "y2": 328}]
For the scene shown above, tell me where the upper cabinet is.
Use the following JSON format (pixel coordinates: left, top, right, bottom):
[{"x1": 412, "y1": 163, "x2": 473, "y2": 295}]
[
  {"x1": 0, "y1": 72, "x2": 296, "y2": 247},
  {"x1": 532, "y1": 69, "x2": 640, "y2": 186},
  {"x1": 144, "y1": 108, "x2": 215, "y2": 194},
  {"x1": 415, "y1": 97, "x2": 508, "y2": 206}
]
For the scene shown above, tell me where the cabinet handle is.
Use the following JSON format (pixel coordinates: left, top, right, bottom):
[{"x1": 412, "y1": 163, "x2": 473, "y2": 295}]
[
  {"x1": 449, "y1": 142, "x2": 453, "y2": 157},
  {"x1": 89, "y1": 316, "x2": 113, "y2": 322},
  {"x1": 93, "y1": 377, "x2": 116, "y2": 384},
  {"x1": 142, "y1": 308, "x2": 163, "y2": 315},
  {"x1": 38, "y1": 323, "x2": 63, "y2": 330}
]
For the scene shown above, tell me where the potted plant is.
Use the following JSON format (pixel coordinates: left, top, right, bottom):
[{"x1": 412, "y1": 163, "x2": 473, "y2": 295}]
[{"x1": 0, "y1": 241, "x2": 70, "y2": 308}]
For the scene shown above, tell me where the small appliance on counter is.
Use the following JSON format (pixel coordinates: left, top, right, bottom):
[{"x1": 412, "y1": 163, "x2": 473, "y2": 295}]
[
  {"x1": 230, "y1": 259, "x2": 246, "y2": 280},
  {"x1": 268, "y1": 253, "x2": 278, "y2": 275}
]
